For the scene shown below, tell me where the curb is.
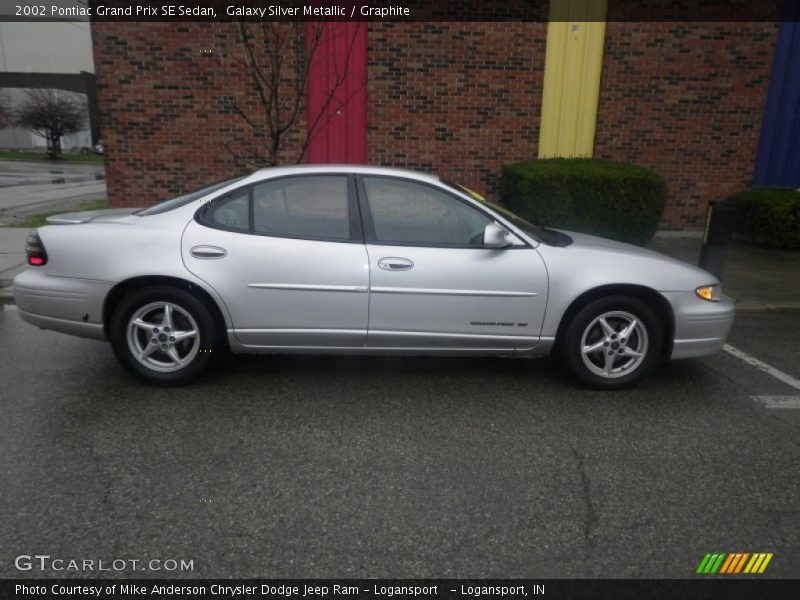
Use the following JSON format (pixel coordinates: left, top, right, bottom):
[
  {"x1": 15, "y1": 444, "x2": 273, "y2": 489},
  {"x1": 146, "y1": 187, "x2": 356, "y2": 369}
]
[
  {"x1": 654, "y1": 230, "x2": 704, "y2": 239},
  {"x1": 0, "y1": 288, "x2": 13, "y2": 305}
]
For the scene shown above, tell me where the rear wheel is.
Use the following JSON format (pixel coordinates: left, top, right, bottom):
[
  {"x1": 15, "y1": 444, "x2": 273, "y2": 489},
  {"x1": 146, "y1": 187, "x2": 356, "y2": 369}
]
[
  {"x1": 109, "y1": 286, "x2": 220, "y2": 385},
  {"x1": 561, "y1": 295, "x2": 663, "y2": 389}
]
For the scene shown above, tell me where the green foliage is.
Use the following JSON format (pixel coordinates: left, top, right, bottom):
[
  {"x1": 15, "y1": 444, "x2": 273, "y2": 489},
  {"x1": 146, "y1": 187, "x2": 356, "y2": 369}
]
[
  {"x1": 0, "y1": 151, "x2": 103, "y2": 163},
  {"x1": 500, "y1": 158, "x2": 667, "y2": 245},
  {"x1": 730, "y1": 188, "x2": 800, "y2": 250}
]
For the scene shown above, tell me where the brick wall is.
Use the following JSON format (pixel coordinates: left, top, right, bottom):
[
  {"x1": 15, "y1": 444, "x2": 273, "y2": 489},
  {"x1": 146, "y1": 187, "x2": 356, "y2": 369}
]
[
  {"x1": 93, "y1": 21, "x2": 546, "y2": 207},
  {"x1": 92, "y1": 22, "x2": 307, "y2": 207},
  {"x1": 595, "y1": 22, "x2": 779, "y2": 229},
  {"x1": 94, "y1": 21, "x2": 778, "y2": 230},
  {"x1": 366, "y1": 22, "x2": 547, "y2": 198}
]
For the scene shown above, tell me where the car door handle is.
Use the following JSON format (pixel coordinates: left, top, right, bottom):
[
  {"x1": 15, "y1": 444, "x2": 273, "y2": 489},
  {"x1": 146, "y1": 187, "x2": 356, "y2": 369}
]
[
  {"x1": 378, "y1": 257, "x2": 414, "y2": 271},
  {"x1": 190, "y1": 245, "x2": 227, "y2": 259}
]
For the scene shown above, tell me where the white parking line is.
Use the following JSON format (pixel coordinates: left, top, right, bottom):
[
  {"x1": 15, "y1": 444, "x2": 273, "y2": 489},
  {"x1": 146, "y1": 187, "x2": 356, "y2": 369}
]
[
  {"x1": 752, "y1": 396, "x2": 800, "y2": 409},
  {"x1": 723, "y1": 344, "x2": 800, "y2": 396}
]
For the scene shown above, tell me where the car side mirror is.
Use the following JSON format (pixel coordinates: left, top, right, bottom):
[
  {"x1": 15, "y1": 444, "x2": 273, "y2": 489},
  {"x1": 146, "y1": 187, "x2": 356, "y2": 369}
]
[{"x1": 483, "y1": 223, "x2": 512, "y2": 248}]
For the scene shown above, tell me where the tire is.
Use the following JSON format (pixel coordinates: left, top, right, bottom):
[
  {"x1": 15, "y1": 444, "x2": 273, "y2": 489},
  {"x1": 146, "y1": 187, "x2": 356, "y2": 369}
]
[
  {"x1": 109, "y1": 286, "x2": 220, "y2": 385},
  {"x1": 560, "y1": 295, "x2": 663, "y2": 389}
]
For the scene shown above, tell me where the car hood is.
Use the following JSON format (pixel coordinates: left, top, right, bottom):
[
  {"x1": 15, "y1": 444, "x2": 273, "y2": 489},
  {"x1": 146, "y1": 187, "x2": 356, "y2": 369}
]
[
  {"x1": 539, "y1": 229, "x2": 719, "y2": 291},
  {"x1": 558, "y1": 230, "x2": 686, "y2": 263},
  {"x1": 46, "y1": 208, "x2": 140, "y2": 224}
]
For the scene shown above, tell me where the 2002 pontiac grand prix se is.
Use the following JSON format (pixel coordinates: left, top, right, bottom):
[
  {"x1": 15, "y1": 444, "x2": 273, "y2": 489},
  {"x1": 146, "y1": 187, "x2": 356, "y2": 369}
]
[{"x1": 12, "y1": 165, "x2": 734, "y2": 387}]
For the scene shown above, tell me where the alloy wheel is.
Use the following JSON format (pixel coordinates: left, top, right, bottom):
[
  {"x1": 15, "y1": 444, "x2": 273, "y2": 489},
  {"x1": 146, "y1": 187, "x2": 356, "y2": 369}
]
[
  {"x1": 579, "y1": 310, "x2": 649, "y2": 379},
  {"x1": 126, "y1": 302, "x2": 200, "y2": 373}
]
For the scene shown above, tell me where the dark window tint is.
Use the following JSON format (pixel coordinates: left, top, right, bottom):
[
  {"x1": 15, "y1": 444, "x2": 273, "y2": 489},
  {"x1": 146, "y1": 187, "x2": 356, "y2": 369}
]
[
  {"x1": 253, "y1": 176, "x2": 350, "y2": 240},
  {"x1": 363, "y1": 177, "x2": 491, "y2": 246},
  {"x1": 207, "y1": 189, "x2": 249, "y2": 231},
  {"x1": 440, "y1": 178, "x2": 566, "y2": 247}
]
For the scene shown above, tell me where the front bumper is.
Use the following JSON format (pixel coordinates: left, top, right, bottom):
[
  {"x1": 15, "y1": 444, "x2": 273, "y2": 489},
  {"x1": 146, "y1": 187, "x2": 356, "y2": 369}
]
[
  {"x1": 661, "y1": 291, "x2": 735, "y2": 360},
  {"x1": 12, "y1": 269, "x2": 113, "y2": 341}
]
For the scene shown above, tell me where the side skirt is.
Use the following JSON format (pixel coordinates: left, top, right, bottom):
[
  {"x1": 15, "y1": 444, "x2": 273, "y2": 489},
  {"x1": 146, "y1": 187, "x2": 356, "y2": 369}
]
[{"x1": 227, "y1": 330, "x2": 555, "y2": 357}]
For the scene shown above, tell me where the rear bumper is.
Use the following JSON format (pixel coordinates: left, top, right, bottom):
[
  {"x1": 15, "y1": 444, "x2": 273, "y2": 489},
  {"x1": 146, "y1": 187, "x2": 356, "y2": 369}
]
[
  {"x1": 661, "y1": 291, "x2": 735, "y2": 360},
  {"x1": 12, "y1": 269, "x2": 112, "y2": 341}
]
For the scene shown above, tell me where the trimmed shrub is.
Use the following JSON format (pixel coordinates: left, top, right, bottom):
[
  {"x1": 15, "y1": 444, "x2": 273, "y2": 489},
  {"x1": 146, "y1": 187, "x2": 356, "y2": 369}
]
[
  {"x1": 729, "y1": 188, "x2": 800, "y2": 250},
  {"x1": 501, "y1": 158, "x2": 667, "y2": 245}
]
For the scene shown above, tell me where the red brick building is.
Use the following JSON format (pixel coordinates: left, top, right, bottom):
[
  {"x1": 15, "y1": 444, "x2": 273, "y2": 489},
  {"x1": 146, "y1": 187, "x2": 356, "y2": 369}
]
[{"x1": 92, "y1": 12, "x2": 788, "y2": 229}]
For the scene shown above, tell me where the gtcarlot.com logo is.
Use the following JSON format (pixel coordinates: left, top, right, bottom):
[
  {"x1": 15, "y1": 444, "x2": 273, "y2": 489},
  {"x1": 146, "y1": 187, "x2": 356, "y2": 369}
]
[
  {"x1": 696, "y1": 552, "x2": 773, "y2": 574},
  {"x1": 14, "y1": 554, "x2": 194, "y2": 573}
]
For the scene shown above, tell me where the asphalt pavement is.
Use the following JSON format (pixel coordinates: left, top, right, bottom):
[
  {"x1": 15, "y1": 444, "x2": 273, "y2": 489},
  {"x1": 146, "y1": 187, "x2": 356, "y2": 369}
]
[
  {"x1": 1, "y1": 304, "x2": 798, "y2": 579},
  {"x1": 1, "y1": 195, "x2": 798, "y2": 579},
  {"x1": 0, "y1": 160, "x2": 106, "y2": 226},
  {"x1": 647, "y1": 236, "x2": 800, "y2": 310},
  {"x1": 0, "y1": 228, "x2": 29, "y2": 288}
]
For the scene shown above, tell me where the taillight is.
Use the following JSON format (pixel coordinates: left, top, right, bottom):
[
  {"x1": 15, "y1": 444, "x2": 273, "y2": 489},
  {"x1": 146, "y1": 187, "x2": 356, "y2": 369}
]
[{"x1": 26, "y1": 230, "x2": 48, "y2": 266}]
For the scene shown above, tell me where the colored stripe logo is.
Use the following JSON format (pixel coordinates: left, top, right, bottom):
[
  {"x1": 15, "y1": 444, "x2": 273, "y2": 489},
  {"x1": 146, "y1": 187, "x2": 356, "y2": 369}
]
[{"x1": 696, "y1": 552, "x2": 773, "y2": 574}]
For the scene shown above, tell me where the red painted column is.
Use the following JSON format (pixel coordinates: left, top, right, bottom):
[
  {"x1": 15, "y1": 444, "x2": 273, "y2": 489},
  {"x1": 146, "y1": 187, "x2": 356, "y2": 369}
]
[{"x1": 305, "y1": 21, "x2": 367, "y2": 164}]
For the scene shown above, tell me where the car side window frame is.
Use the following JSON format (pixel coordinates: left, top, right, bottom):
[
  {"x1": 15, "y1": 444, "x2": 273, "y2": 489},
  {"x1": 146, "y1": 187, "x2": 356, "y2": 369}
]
[
  {"x1": 194, "y1": 174, "x2": 364, "y2": 244},
  {"x1": 355, "y1": 174, "x2": 530, "y2": 250},
  {"x1": 196, "y1": 186, "x2": 252, "y2": 233}
]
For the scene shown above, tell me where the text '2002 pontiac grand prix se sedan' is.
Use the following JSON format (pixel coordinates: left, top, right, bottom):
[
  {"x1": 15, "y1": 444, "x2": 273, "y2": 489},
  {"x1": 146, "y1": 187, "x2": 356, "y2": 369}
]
[{"x1": 12, "y1": 165, "x2": 734, "y2": 387}]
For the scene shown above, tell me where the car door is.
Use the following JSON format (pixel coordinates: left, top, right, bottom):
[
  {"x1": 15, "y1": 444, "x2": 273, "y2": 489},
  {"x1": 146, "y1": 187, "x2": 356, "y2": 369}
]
[
  {"x1": 182, "y1": 174, "x2": 369, "y2": 348},
  {"x1": 358, "y1": 175, "x2": 548, "y2": 350}
]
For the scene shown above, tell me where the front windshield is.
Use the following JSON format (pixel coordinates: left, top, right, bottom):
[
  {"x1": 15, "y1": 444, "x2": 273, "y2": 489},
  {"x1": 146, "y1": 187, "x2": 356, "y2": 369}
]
[
  {"x1": 440, "y1": 178, "x2": 566, "y2": 246},
  {"x1": 135, "y1": 176, "x2": 246, "y2": 216}
]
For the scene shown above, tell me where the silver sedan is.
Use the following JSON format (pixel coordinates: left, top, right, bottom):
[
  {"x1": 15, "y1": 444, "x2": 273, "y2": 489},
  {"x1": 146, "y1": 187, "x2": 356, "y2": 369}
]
[{"x1": 12, "y1": 165, "x2": 734, "y2": 387}]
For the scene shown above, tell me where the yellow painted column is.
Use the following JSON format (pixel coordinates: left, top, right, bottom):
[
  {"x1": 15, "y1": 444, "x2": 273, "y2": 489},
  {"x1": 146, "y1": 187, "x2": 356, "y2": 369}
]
[{"x1": 539, "y1": 0, "x2": 608, "y2": 158}]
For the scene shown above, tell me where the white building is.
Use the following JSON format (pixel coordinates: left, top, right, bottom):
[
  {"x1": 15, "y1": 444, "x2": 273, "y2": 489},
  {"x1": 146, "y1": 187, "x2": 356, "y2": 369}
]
[{"x1": 0, "y1": 12, "x2": 95, "y2": 151}]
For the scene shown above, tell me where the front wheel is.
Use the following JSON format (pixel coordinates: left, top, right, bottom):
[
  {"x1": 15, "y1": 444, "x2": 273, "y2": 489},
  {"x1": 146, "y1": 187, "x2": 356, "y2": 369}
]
[
  {"x1": 561, "y1": 295, "x2": 663, "y2": 389},
  {"x1": 109, "y1": 286, "x2": 220, "y2": 385}
]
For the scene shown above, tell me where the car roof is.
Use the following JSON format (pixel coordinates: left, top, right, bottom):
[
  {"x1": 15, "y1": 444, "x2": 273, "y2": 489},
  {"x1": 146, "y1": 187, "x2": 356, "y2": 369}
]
[{"x1": 249, "y1": 164, "x2": 442, "y2": 185}]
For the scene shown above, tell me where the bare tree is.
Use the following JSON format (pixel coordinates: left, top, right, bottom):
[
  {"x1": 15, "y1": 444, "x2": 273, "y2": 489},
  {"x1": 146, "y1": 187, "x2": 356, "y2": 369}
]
[
  {"x1": 14, "y1": 89, "x2": 86, "y2": 159},
  {"x1": 0, "y1": 96, "x2": 9, "y2": 129},
  {"x1": 194, "y1": 21, "x2": 364, "y2": 168}
]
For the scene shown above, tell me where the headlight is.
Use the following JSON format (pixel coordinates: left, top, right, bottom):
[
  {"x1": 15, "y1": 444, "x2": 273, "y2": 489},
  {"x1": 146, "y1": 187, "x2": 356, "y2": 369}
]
[{"x1": 695, "y1": 284, "x2": 721, "y2": 302}]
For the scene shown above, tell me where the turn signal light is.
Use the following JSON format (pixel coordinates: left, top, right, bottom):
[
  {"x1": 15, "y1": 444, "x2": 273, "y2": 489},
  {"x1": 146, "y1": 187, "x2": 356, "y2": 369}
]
[
  {"x1": 25, "y1": 229, "x2": 48, "y2": 266},
  {"x1": 695, "y1": 285, "x2": 720, "y2": 302}
]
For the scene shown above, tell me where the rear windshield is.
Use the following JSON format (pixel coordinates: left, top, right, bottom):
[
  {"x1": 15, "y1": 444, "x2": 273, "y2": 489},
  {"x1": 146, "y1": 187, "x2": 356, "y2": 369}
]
[
  {"x1": 439, "y1": 179, "x2": 570, "y2": 246},
  {"x1": 135, "y1": 176, "x2": 246, "y2": 216}
]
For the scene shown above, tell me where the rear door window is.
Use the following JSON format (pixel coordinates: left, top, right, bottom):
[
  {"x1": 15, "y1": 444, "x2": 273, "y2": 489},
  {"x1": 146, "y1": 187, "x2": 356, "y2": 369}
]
[{"x1": 252, "y1": 176, "x2": 350, "y2": 241}]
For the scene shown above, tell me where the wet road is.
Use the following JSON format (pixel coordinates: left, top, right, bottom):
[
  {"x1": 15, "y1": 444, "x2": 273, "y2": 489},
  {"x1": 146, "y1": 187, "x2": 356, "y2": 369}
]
[
  {"x1": 0, "y1": 160, "x2": 106, "y2": 225},
  {"x1": 0, "y1": 305, "x2": 799, "y2": 578}
]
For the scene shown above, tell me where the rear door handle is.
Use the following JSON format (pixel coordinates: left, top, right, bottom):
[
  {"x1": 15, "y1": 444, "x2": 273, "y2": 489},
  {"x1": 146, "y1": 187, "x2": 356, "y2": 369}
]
[
  {"x1": 378, "y1": 257, "x2": 414, "y2": 271},
  {"x1": 190, "y1": 245, "x2": 227, "y2": 259}
]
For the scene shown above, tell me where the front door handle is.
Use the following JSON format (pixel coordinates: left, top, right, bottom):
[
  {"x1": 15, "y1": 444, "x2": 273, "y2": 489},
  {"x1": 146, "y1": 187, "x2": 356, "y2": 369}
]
[
  {"x1": 378, "y1": 257, "x2": 414, "y2": 271},
  {"x1": 190, "y1": 245, "x2": 227, "y2": 259}
]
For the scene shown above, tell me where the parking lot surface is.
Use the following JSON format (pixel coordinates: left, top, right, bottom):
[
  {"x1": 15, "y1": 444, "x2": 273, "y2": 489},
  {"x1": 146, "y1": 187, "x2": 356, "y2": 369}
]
[
  {"x1": 1, "y1": 306, "x2": 798, "y2": 578},
  {"x1": 0, "y1": 160, "x2": 105, "y2": 225}
]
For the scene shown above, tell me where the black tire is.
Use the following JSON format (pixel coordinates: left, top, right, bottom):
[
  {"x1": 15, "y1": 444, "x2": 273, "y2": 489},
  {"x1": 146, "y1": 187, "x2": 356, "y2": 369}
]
[
  {"x1": 109, "y1": 286, "x2": 220, "y2": 385},
  {"x1": 560, "y1": 295, "x2": 663, "y2": 389}
]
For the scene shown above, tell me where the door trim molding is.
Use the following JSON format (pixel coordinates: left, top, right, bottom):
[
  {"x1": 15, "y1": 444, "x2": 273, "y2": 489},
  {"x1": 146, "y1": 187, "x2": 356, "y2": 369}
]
[
  {"x1": 370, "y1": 286, "x2": 538, "y2": 297},
  {"x1": 247, "y1": 283, "x2": 369, "y2": 293},
  {"x1": 370, "y1": 330, "x2": 538, "y2": 342}
]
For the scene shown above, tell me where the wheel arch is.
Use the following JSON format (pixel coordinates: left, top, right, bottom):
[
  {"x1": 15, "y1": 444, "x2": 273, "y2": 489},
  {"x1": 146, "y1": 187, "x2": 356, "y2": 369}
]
[
  {"x1": 554, "y1": 284, "x2": 675, "y2": 358},
  {"x1": 102, "y1": 275, "x2": 229, "y2": 346}
]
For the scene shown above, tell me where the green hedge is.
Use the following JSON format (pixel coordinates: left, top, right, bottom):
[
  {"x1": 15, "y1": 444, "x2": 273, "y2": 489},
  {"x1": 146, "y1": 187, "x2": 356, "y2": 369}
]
[
  {"x1": 730, "y1": 188, "x2": 800, "y2": 250},
  {"x1": 500, "y1": 158, "x2": 667, "y2": 245}
]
